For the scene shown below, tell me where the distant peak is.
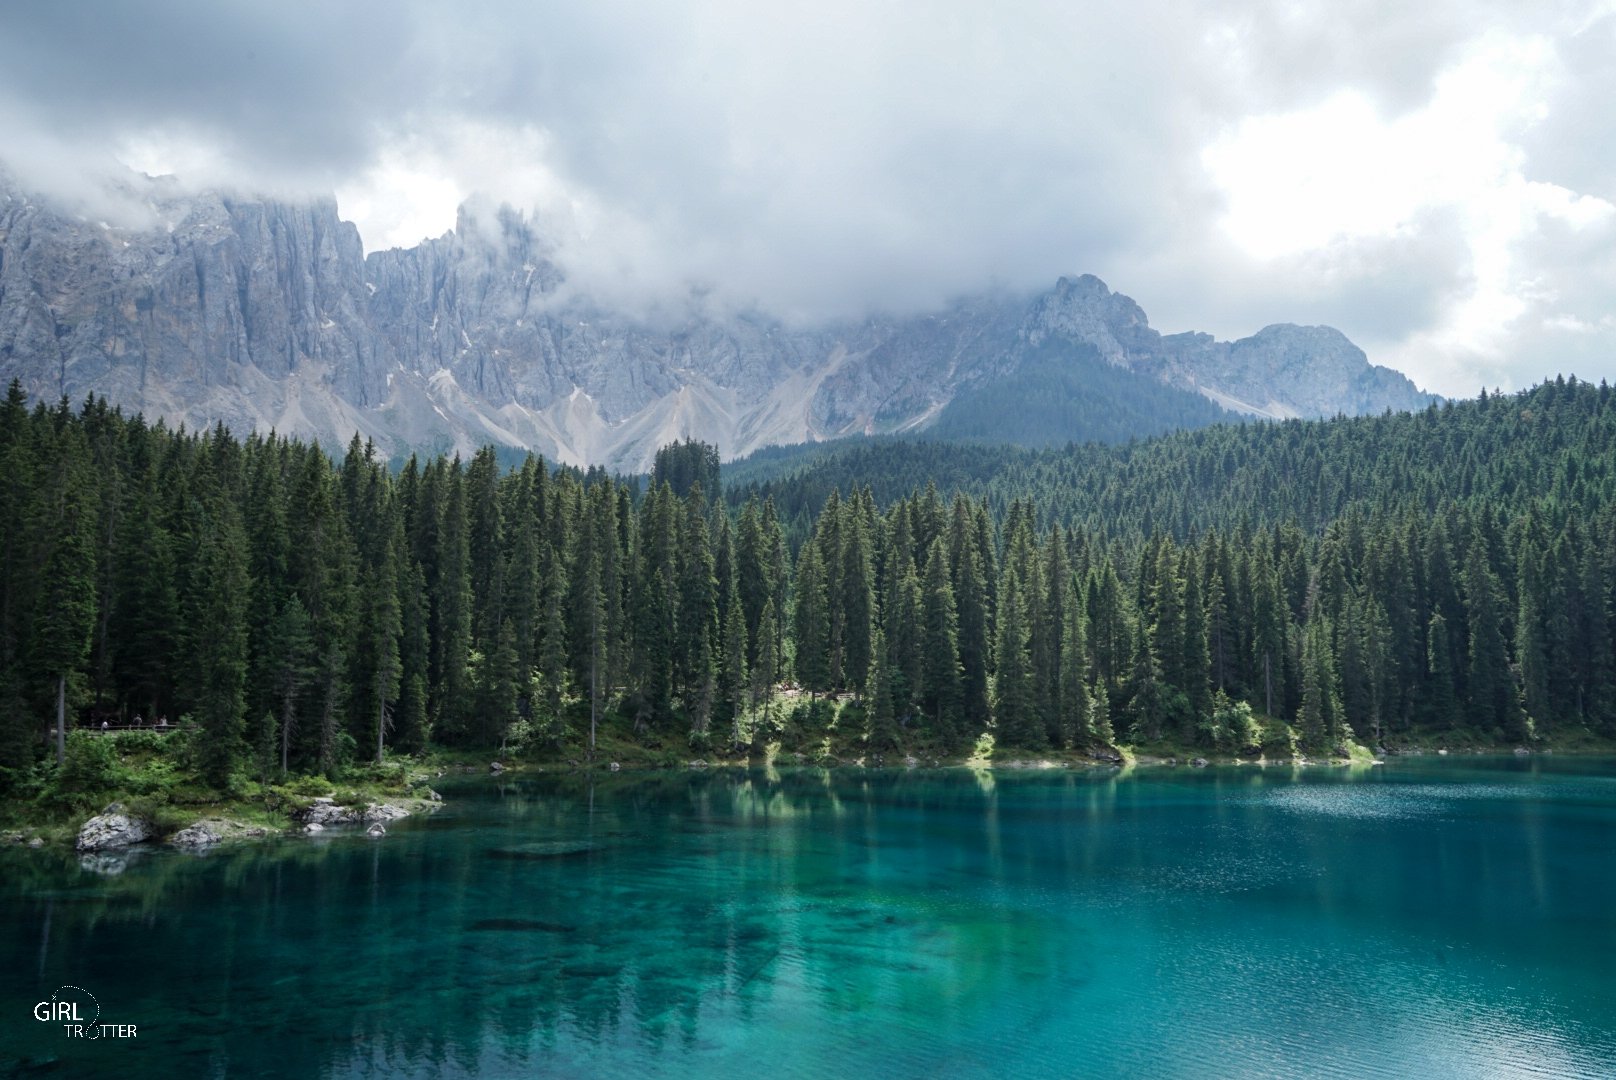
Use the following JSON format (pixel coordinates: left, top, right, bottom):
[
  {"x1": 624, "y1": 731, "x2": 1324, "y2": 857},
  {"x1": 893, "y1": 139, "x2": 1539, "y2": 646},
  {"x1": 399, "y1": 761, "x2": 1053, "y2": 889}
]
[{"x1": 1053, "y1": 273, "x2": 1112, "y2": 297}]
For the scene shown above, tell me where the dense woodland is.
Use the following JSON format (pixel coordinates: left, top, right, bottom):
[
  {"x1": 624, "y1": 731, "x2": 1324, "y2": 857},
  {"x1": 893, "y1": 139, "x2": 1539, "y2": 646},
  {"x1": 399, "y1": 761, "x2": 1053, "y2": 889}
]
[{"x1": 2, "y1": 377, "x2": 1615, "y2": 794}]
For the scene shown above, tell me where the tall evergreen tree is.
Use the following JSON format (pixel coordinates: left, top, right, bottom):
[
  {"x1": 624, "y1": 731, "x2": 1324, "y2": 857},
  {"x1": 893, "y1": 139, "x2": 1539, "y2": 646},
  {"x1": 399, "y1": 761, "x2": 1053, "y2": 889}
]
[
  {"x1": 793, "y1": 542, "x2": 831, "y2": 694},
  {"x1": 190, "y1": 502, "x2": 250, "y2": 787},
  {"x1": 994, "y1": 566, "x2": 1039, "y2": 748},
  {"x1": 920, "y1": 539, "x2": 965, "y2": 745}
]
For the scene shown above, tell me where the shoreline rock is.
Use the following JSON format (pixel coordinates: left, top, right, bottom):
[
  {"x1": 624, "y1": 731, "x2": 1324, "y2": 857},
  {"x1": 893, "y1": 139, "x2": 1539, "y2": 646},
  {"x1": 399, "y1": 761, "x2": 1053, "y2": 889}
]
[
  {"x1": 292, "y1": 798, "x2": 428, "y2": 831},
  {"x1": 169, "y1": 818, "x2": 271, "y2": 849},
  {"x1": 75, "y1": 805, "x2": 154, "y2": 852}
]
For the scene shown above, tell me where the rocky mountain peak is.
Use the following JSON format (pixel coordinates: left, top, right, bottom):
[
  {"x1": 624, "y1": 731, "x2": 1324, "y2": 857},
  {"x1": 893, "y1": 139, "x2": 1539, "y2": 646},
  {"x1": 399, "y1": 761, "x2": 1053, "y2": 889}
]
[{"x1": 0, "y1": 168, "x2": 1435, "y2": 469}]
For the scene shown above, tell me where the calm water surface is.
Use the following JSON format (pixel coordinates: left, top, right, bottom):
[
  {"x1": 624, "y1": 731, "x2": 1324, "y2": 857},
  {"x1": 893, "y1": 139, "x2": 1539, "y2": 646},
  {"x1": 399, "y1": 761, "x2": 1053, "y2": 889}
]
[{"x1": 3, "y1": 757, "x2": 1615, "y2": 1078}]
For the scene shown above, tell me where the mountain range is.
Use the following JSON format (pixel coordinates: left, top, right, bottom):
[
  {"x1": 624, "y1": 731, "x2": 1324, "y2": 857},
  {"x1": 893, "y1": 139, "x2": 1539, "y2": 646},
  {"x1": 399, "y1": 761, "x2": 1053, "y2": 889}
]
[{"x1": 0, "y1": 168, "x2": 1434, "y2": 471}]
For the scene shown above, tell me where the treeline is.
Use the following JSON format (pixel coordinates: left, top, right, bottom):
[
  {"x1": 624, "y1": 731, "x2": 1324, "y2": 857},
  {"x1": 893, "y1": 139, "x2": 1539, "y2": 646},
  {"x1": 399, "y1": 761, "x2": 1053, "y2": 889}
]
[
  {"x1": 731, "y1": 376, "x2": 1616, "y2": 542},
  {"x1": 0, "y1": 394, "x2": 796, "y2": 789},
  {"x1": 2, "y1": 378, "x2": 1614, "y2": 793}
]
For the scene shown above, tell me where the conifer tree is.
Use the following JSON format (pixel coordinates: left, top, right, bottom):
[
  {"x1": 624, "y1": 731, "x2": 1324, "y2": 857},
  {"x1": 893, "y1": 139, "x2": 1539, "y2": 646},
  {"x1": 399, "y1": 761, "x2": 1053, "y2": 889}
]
[
  {"x1": 536, "y1": 554, "x2": 570, "y2": 739},
  {"x1": 884, "y1": 543, "x2": 924, "y2": 720},
  {"x1": 1464, "y1": 529, "x2": 1520, "y2": 738},
  {"x1": 1031, "y1": 529, "x2": 1067, "y2": 745},
  {"x1": 1180, "y1": 550, "x2": 1212, "y2": 724},
  {"x1": 920, "y1": 539, "x2": 965, "y2": 744},
  {"x1": 1088, "y1": 680, "x2": 1114, "y2": 744},
  {"x1": 1424, "y1": 611, "x2": 1460, "y2": 730},
  {"x1": 949, "y1": 508, "x2": 992, "y2": 731},
  {"x1": 994, "y1": 567, "x2": 1039, "y2": 748},
  {"x1": 1059, "y1": 577, "x2": 1090, "y2": 748},
  {"x1": 1515, "y1": 545, "x2": 1552, "y2": 736},
  {"x1": 675, "y1": 486, "x2": 719, "y2": 716},
  {"x1": 638, "y1": 568, "x2": 676, "y2": 729},
  {"x1": 32, "y1": 424, "x2": 98, "y2": 764},
  {"x1": 435, "y1": 463, "x2": 474, "y2": 743},
  {"x1": 267, "y1": 596, "x2": 314, "y2": 775},
  {"x1": 191, "y1": 502, "x2": 250, "y2": 787},
  {"x1": 753, "y1": 597, "x2": 779, "y2": 709},
  {"x1": 866, "y1": 626, "x2": 898, "y2": 751},
  {"x1": 839, "y1": 504, "x2": 875, "y2": 693},
  {"x1": 365, "y1": 531, "x2": 403, "y2": 764},
  {"x1": 395, "y1": 557, "x2": 431, "y2": 753},
  {"x1": 718, "y1": 593, "x2": 749, "y2": 733},
  {"x1": 793, "y1": 542, "x2": 831, "y2": 693}
]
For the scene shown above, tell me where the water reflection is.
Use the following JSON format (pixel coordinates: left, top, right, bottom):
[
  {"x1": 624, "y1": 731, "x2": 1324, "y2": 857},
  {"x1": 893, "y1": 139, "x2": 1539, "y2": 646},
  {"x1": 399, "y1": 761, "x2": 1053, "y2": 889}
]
[{"x1": 2, "y1": 759, "x2": 1614, "y2": 1079}]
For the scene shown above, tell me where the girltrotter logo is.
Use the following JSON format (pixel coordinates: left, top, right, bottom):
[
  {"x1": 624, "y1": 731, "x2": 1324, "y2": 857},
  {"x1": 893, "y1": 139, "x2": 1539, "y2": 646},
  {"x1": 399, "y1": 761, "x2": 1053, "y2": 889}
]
[{"x1": 32, "y1": 985, "x2": 137, "y2": 1039}]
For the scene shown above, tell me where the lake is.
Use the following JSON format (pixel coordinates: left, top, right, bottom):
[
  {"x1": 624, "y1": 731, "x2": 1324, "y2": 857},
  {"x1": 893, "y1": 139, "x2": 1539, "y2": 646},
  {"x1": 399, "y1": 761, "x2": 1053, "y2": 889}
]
[{"x1": 4, "y1": 757, "x2": 1616, "y2": 1078}]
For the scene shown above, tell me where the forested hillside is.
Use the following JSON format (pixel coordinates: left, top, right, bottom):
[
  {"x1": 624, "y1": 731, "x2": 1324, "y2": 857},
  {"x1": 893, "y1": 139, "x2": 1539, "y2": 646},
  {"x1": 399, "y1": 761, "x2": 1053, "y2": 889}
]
[
  {"x1": 732, "y1": 377, "x2": 1616, "y2": 540},
  {"x1": 923, "y1": 339, "x2": 1234, "y2": 446},
  {"x1": 2, "y1": 378, "x2": 1613, "y2": 799}
]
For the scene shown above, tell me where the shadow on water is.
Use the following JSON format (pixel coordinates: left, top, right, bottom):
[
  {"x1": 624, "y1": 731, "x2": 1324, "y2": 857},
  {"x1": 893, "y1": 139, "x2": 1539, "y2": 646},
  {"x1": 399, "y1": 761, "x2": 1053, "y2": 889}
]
[{"x1": 1, "y1": 757, "x2": 1614, "y2": 1078}]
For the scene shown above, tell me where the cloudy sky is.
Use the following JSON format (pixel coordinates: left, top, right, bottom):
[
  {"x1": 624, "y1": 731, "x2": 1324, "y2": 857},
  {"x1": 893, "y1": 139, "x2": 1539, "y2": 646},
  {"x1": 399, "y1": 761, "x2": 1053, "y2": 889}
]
[{"x1": 2, "y1": 1, "x2": 1612, "y2": 397}]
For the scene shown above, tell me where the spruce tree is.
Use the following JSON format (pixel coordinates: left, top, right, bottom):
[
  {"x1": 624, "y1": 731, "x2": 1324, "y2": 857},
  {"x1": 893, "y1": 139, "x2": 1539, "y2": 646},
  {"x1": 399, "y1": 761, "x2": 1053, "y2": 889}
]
[
  {"x1": 1059, "y1": 577, "x2": 1090, "y2": 748},
  {"x1": 792, "y1": 542, "x2": 831, "y2": 693},
  {"x1": 949, "y1": 503, "x2": 992, "y2": 732},
  {"x1": 191, "y1": 502, "x2": 250, "y2": 788},
  {"x1": 31, "y1": 424, "x2": 99, "y2": 764},
  {"x1": 839, "y1": 505, "x2": 875, "y2": 693},
  {"x1": 1464, "y1": 529, "x2": 1520, "y2": 739},
  {"x1": 920, "y1": 539, "x2": 964, "y2": 744},
  {"x1": 753, "y1": 597, "x2": 780, "y2": 709},
  {"x1": 267, "y1": 596, "x2": 314, "y2": 776},
  {"x1": 717, "y1": 595, "x2": 749, "y2": 740},
  {"x1": 866, "y1": 626, "x2": 898, "y2": 751},
  {"x1": 994, "y1": 567, "x2": 1039, "y2": 748}
]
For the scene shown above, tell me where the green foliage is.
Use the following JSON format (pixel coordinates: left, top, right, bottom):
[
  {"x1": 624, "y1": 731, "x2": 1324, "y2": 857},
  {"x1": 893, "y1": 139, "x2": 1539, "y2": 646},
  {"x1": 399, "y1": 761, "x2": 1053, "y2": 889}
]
[
  {"x1": 2, "y1": 376, "x2": 1614, "y2": 791},
  {"x1": 1200, "y1": 691, "x2": 1262, "y2": 753},
  {"x1": 55, "y1": 732, "x2": 121, "y2": 796},
  {"x1": 652, "y1": 439, "x2": 722, "y2": 501},
  {"x1": 926, "y1": 339, "x2": 1231, "y2": 447}
]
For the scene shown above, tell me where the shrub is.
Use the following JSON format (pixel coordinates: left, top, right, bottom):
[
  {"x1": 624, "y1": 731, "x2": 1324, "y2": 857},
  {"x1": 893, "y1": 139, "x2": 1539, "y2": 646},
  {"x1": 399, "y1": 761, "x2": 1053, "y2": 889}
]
[{"x1": 56, "y1": 732, "x2": 123, "y2": 795}]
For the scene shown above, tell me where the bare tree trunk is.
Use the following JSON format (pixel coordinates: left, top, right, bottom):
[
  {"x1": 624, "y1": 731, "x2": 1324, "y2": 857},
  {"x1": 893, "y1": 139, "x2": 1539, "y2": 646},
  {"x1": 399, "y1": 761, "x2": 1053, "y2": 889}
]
[
  {"x1": 1264, "y1": 651, "x2": 1273, "y2": 717},
  {"x1": 375, "y1": 693, "x2": 386, "y2": 765},
  {"x1": 589, "y1": 603, "x2": 598, "y2": 762},
  {"x1": 55, "y1": 674, "x2": 66, "y2": 765},
  {"x1": 281, "y1": 687, "x2": 297, "y2": 776}
]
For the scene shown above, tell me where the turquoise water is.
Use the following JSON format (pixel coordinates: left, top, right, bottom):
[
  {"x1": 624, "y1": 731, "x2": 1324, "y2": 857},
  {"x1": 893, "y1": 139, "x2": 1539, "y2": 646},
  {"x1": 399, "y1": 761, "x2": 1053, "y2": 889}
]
[{"x1": 4, "y1": 757, "x2": 1616, "y2": 1078}]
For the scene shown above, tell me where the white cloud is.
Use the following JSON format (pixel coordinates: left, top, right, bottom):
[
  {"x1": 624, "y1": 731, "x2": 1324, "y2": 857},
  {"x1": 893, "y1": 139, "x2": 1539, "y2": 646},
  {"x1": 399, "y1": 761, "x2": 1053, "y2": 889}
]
[
  {"x1": 1, "y1": 1, "x2": 1614, "y2": 394},
  {"x1": 1202, "y1": 29, "x2": 1616, "y2": 395}
]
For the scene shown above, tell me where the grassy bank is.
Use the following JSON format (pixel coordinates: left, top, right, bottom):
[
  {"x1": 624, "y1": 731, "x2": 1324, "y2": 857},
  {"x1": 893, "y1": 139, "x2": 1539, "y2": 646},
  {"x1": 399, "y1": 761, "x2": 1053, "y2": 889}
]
[{"x1": 0, "y1": 728, "x2": 445, "y2": 847}]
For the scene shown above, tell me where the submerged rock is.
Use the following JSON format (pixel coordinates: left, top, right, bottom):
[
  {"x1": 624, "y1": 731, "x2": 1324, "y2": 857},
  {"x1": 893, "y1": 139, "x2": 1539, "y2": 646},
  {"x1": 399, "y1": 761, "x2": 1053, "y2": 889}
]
[
  {"x1": 75, "y1": 812, "x2": 153, "y2": 852},
  {"x1": 78, "y1": 852, "x2": 132, "y2": 875},
  {"x1": 468, "y1": 918, "x2": 578, "y2": 933},
  {"x1": 490, "y1": 761, "x2": 506, "y2": 774},
  {"x1": 486, "y1": 841, "x2": 596, "y2": 861},
  {"x1": 366, "y1": 822, "x2": 387, "y2": 837}
]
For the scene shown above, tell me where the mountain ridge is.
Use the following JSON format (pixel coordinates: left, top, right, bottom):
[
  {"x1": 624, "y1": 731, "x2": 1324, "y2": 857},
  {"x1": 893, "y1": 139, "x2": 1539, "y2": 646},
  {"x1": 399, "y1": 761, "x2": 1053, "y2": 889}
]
[{"x1": 0, "y1": 168, "x2": 1436, "y2": 470}]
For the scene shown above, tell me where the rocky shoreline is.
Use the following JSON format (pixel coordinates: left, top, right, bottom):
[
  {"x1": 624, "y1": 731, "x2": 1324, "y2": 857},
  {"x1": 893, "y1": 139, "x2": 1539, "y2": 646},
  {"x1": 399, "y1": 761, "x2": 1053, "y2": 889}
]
[
  {"x1": 0, "y1": 744, "x2": 1572, "y2": 857},
  {"x1": 2, "y1": 792, "x2": 448, "y2": 863}
]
